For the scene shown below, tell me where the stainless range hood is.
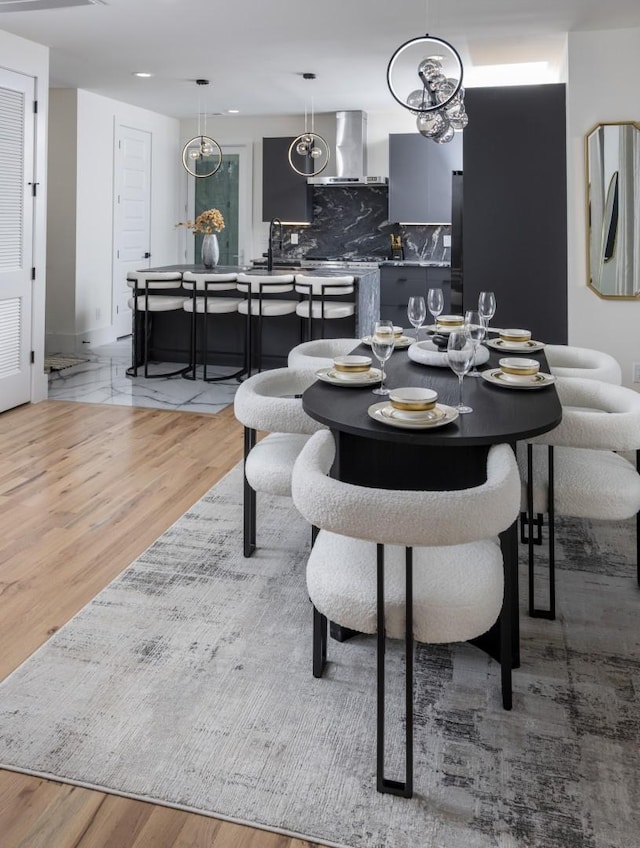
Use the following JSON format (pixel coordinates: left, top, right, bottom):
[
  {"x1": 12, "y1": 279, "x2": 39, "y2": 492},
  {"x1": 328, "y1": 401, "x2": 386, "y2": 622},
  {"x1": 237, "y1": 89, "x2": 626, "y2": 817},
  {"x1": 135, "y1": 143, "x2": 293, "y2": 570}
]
[{"x1": 307, "y1": 110, "x2": 388, "y2": 186}]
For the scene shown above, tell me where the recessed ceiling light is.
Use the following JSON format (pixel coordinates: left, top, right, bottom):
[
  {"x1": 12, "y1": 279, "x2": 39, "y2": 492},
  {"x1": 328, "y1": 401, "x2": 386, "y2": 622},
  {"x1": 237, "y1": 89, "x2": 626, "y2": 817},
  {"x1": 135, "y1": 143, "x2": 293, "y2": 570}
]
[
  {"x1": 132, "y1": 72, "x2": 154, "y2": 78},
  {"x1": 228, "y1": 109, "x2": 239, "y2": 114}
]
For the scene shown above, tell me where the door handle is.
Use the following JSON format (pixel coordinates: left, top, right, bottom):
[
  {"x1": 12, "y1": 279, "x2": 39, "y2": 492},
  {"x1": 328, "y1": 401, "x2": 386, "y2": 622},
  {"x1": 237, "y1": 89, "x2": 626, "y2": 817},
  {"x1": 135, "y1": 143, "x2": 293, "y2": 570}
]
[{"x1": 144, "y1": 252, "x2": 151, "y2": 258}]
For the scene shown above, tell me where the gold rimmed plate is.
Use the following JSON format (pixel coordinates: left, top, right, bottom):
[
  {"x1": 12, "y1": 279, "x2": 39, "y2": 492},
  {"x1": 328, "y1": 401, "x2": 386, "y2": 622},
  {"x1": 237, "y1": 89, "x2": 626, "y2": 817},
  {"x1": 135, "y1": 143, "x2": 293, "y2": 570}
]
[
  {"x1": 368, "y1": 402, "x2": 459, "y2": 429},
  {"x1": 486, "y1": 338, "x2": 545, "y2": 353},
  {"x1": 481, "y1": 369, "x2": 556, "y2": 389},
  {"x1": 316, "y1": 367, "x2": 382, "y2": 387},
  {"x1": 361, "y1": 334, "x2": 413, "y2": 349}
]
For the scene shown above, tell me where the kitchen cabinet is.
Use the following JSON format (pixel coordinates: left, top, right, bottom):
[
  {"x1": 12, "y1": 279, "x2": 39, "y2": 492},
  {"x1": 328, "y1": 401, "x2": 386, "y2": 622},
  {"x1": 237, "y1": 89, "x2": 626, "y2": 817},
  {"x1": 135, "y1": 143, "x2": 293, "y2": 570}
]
[
  {"x1": 379, "y1": 264, "x2": 451, "y2": 328},
  {"x1": 388, "y1": 132, "x2": 462, "y2": 224},
  {"x1": 262, "y1": 137, "x2": 313, "y2": 223}
]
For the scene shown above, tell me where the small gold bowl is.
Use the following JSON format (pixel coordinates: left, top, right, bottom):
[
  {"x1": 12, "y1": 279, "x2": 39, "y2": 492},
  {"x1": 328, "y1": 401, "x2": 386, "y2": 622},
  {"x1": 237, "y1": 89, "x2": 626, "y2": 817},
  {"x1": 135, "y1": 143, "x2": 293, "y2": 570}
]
[
  {"x1": 437, "y1": 314, "x2": 464, "y2": 327},
  {"x1": 499, "y1": 357, "x2": 540, "y2": 379},
  {"x1": 333, "y1": 355, "x2": 372, "y2": 373},
  {"x1": 499, "y1": 328, "x2": 531, "y2": 344},
  {"x1": 389, "y1": 387, "x2": 438, "y2": 411}
]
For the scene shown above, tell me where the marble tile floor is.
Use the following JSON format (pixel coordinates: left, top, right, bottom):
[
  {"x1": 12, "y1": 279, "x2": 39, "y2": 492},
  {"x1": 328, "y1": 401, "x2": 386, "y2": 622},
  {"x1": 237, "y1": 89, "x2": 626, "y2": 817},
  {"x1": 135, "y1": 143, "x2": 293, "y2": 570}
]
[{"x1": 47, "y1": 339, "x2": 239, "y2": 414}]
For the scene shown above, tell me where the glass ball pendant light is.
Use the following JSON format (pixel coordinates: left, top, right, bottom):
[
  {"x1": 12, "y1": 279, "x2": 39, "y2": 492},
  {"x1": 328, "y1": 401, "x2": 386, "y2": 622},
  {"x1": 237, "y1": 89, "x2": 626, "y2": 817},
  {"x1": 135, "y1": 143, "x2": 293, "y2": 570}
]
[
  {"x1": 386, "y1": 34, "x2": 468, "y2": 144},
  {"x1": 181, "y1": 80, "x2": 222, "y2": 178},
  {"x1": 288, "y1": 73, "x2": 330, "y2": 177}
]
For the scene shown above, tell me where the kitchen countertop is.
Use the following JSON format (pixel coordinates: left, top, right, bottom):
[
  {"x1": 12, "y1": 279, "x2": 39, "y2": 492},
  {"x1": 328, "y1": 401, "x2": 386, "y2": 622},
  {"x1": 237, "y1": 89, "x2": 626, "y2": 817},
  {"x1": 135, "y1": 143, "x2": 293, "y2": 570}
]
[{"x1": 379, "y1": 260, "x2": 451, "y2": 268}]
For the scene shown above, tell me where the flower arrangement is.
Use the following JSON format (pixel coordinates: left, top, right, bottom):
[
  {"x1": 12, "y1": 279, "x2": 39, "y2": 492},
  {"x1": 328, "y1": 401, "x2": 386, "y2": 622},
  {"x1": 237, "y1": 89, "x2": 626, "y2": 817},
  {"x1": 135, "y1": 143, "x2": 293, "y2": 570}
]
[{"x1": 176, "y1": 207, "x2": 225, "y2": 234}]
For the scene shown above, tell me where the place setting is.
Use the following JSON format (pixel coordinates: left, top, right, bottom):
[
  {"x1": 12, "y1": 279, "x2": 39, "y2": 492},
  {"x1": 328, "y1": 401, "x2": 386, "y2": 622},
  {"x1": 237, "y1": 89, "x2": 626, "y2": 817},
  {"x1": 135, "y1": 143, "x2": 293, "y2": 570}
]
[
  {"x1": 481, "y1": 356, "x2": 556, "y2": 390},
  {"x1": 361, "y1": 324, "x2": 413, "y2": 349},
  {"x1": 315, "y1": 353, "x2": 382, "y2": 387},
  {"x1": 486, "y1": 327, "x2": 546, "y2": 353},
  {"x1": 368, "y1": 386, "x2": 459, "y2": 430}
]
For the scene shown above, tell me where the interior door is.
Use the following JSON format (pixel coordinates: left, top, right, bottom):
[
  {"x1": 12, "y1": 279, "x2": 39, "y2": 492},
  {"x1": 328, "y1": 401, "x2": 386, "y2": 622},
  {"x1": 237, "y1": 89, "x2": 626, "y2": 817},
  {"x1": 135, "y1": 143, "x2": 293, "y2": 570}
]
[
  {"x1": 0, "y1": 68, "x2": 34, "y2": 414},
  {"x1": 112, "y1": 125, "x2": 151, "y2": 338}
]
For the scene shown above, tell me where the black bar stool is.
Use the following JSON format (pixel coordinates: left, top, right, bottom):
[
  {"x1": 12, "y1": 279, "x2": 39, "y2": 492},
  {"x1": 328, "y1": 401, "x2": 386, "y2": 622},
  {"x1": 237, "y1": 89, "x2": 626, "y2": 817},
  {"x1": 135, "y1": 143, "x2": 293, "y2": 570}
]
[
  {"x1": 181, "y1": 271, "x2": 245, "y2": 382},
  {"x1": 294, "y1": 274, "x2": 357, "y2": 340},
  {"x1": 236, "y1": 273, "x2": 297, "y2": 376},
  {"x1": 126, "y1": 271, "x2": 189, "y2": 378}
]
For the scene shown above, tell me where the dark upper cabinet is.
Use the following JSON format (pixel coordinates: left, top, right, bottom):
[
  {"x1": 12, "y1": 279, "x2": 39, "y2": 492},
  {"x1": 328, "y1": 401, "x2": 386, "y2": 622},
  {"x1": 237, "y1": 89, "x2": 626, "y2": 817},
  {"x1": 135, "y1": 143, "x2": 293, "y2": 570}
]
[
  {"x1": 388, "y1": 132, "x2": 463, "y2": 224},
  {"x1": 462, "y1": 84, "x2": 567, "y2": 343},
  {"x1": 262, "y1": 137, "x2": 313, "y2": 223}
]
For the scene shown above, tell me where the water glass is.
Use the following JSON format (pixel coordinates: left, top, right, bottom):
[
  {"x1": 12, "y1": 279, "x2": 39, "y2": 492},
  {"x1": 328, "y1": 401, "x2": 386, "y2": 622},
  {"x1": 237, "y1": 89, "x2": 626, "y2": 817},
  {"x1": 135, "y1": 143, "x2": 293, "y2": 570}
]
[
  {"x1": 407, "y1": 296, "x2": 426, "y2": 341},
  {"x1": 464, "y1": 309, "x2": 486, "y2": 377},
  {"x1": 447, "y1": 330, "x2": 474, "y2": 413},
  {"x1": 427, "y1": 288, "x2": 444, "y2": 332},
  {"x1": 478, "y1": 291, "x2": 496, "y2": 334},
  {"x1": 371, "y1": 320, "x2": 395, "y2": 396}
]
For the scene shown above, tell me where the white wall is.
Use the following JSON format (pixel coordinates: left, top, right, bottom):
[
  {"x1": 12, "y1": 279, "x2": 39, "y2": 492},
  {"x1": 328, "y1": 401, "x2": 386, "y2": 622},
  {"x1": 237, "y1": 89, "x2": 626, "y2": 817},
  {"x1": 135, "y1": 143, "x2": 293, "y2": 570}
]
[
  {"x1": 47, "y1": 89, "x2": 181, "y2": 351},
  {"x1": 0, "y1": 28, "x2": 49, "y2": 402},
  {"x1": 567, "y1": 27, "x2": 640, "y2": 388}
]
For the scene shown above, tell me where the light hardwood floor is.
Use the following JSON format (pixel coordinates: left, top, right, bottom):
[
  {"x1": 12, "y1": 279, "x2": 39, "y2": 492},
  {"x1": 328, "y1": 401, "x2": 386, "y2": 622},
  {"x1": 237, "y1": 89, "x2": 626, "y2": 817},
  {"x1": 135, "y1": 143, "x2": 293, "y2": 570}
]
[{"x1": 0, "y1": 400, "x2": 319, "y2": 848}]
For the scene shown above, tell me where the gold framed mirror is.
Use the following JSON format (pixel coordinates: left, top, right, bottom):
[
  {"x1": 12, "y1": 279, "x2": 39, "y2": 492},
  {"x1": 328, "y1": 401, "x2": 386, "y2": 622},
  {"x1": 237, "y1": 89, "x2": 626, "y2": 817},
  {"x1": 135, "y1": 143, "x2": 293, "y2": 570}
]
[{"x1": 586, "y1": 121, "x2": 640, "y2": 299}]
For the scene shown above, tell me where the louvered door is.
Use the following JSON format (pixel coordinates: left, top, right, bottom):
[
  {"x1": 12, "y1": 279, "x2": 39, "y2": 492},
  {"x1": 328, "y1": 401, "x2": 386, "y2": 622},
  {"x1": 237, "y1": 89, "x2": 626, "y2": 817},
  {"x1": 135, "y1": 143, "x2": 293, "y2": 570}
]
[{"x1": 0, "y1": 69, "x2": 34, "y2": 413}]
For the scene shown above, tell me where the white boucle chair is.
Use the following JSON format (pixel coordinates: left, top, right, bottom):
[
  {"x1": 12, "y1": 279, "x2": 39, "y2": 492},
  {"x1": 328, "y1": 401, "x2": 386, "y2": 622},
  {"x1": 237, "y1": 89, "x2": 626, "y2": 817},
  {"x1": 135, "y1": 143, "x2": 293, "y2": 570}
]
[
  {"x1": 294, "y1": 274, "x2": 356, "y2": 340},
  {"x1": 126, "y1": 271, "x2": 188, "y2": 378},
  {"x1": 236, "y1": 273, "x2": 297, "y2": 376},
  {"x1": 233, "y1": 368, "x2": 326, "y2": 558},
  {"x1": 291, "y1": 430, "x2": 520, "y2": 798},
  {"x1": 287, "y1": 338, "x2": 361, "y2": 373},
  {"x1": 519, "y1": 377, "x2": 640, "y2": 619},
  {"x1": 181, "y1": 271, "x2": 243, "y2": 382},
  {"x1": 544, "y1": 345, "x2": 622, "y2": 384}
]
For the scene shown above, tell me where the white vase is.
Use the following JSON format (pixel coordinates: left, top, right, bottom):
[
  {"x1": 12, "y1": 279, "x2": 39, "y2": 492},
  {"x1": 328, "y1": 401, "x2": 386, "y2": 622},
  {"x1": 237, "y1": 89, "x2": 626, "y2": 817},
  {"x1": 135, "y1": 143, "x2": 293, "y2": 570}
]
[{"x1": 201, "y1": 233, "x2": 220, "y2": 268}]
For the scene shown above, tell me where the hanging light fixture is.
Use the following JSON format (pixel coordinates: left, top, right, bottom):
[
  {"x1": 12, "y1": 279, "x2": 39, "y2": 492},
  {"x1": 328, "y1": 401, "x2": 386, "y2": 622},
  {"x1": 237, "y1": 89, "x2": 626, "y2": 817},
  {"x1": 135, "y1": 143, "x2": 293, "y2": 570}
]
[
  {"x1": 288, "y1": 73, "x2": 330, "y2": 177},
  {"x1": 182, "y1": 79, "x2": 222, "y2": 178},
  {"x1": 386, "y1": 34, "x2": 468, "y2": 143}
]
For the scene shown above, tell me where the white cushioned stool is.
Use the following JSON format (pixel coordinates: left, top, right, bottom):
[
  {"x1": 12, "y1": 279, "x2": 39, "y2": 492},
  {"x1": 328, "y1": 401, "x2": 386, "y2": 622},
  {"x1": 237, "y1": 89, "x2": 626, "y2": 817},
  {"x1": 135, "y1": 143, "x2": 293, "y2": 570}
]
[
  {"x1": 294, "y1": 274, "x2": 356, "y2": 340},
  {"x1": 236, "y1": 273, "x2": 297, "y2": 376},
  {"x1": 519, "y1": 377, "x2": 640, "y2": 619},
  {"x1": 233, "y1": 367, "x2": 325, "y2": 557},
  {"x1": 181, "y1": 271, "x2": 243, "y2": 382},
  {"x1": 544, "y1": 344, "x2": 622, "y2": 384},
  {"x1": 287, "y1": 338, "x2": 361, "y2": 374},
  {"x1": 126, "y1": 271, "x2": 188, "y2": 378},
  {"x1": 292, "y1": 430, "x2": 520, "y2": 797}
]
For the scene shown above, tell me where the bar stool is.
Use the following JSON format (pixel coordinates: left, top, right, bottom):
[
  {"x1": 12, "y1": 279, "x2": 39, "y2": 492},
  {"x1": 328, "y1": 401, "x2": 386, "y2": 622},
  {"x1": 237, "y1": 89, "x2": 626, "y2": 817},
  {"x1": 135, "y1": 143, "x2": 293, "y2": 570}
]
[
  {"x1": 294, "y1": 274, "x2": 356, "y2": 340},
  {"x1": 126, "y1": 271, "x2": 189, "y2": 378},
  {"x1": 181, "y1": 271, "x2": 244, "y2": 382},
  {"x1": 236, "y1": 273, "x2": 297, "y2": 375}
]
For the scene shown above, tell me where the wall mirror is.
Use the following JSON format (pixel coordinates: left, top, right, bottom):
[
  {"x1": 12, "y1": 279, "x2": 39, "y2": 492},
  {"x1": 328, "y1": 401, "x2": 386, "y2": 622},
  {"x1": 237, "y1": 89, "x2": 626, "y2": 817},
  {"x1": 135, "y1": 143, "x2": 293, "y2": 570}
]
[{"x1": 586, "y1": 122, "x2": 640, "y2": 298}]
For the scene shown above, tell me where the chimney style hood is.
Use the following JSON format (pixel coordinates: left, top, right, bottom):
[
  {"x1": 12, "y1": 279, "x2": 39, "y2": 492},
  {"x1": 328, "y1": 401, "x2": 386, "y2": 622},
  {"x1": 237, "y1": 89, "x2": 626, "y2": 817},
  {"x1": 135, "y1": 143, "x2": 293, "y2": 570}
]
[{"x1": 307, "y1": 110, "x2": 388, "y2": 186}]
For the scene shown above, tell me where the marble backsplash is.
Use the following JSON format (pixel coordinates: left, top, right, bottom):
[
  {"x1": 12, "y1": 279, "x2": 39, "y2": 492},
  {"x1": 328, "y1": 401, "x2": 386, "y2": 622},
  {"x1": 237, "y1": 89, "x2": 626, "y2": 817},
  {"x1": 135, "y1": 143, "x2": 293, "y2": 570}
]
[{"x1": 277, "y1": 186, "x2": 451, "y2": 264}]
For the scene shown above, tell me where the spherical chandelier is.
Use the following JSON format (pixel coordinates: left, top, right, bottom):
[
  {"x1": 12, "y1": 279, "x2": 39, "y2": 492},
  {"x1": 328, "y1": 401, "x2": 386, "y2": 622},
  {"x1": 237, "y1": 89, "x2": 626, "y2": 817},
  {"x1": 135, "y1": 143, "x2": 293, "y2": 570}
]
[{"x1": 181, "y1": 80, "x2": 222, "y2": 178}]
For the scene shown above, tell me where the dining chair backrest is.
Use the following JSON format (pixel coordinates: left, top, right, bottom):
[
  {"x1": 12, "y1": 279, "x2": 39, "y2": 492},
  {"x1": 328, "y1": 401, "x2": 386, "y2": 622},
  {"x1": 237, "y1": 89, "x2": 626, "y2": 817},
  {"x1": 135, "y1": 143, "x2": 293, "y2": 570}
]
[{"x1": 544, "y1": 344, "x2": 622, "y2": 384}]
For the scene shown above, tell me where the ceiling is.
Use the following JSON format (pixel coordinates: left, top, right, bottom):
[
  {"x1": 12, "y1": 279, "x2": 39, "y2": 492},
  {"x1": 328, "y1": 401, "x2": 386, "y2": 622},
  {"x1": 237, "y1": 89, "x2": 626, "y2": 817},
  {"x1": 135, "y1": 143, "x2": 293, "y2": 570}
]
[{"x1": 1, "y1": 0, "x2": 640, "y2": 118}]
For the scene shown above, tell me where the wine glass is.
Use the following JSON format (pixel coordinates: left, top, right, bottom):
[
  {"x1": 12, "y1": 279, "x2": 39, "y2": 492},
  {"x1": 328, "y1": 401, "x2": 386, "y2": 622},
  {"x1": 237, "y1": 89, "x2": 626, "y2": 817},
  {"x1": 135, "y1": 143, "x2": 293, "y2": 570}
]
[
  {"x1": 447, "y1": 330, "x2": 474, "y2": 414},
  {"x1": 464, "y1": 309, "x2": 486, "y2": 377},
  {"x1": 478, "y1": 291, "x2": 496, "y2": 334},
  {"x1": 371, "y1": 320, "x2": 395, "y2": 396},
  {"x1": 427, "y1": 288, "x2": 444, "y2": 333},
  {"x1": 407, "y1": 296, "x2": 426, "y2": 341}
]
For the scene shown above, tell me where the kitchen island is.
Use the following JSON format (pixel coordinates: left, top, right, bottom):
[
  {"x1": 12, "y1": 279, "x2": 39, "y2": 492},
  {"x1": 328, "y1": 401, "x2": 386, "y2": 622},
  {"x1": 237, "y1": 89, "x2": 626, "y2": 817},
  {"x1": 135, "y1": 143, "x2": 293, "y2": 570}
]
[{"x1": 129, "y1": 264, "x2": 379, "y2": 374}]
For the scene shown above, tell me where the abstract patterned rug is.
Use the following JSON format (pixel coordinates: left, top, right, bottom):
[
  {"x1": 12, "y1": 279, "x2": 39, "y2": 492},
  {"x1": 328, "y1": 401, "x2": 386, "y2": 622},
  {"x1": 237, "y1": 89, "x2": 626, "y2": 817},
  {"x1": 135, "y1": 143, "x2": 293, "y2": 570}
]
[{"x1": 0, "y1": 466, "x2": 638, "y2": 848}]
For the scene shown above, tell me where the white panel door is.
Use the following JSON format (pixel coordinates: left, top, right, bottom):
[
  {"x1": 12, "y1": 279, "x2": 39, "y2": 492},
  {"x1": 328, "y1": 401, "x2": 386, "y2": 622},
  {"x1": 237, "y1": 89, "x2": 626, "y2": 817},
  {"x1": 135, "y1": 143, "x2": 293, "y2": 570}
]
[
  {"x1": 0, "y1": 68, "x2": 34, "y2": 414},
  {"x1": 112, "y1": 125, "x2": 151, "y2": 338}
]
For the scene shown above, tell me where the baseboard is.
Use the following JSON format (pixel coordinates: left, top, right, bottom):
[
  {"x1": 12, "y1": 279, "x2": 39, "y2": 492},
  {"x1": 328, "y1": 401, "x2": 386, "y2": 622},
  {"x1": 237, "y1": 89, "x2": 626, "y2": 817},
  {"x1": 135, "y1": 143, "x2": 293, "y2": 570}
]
[{"x1": 46, "y1": 325, "x2": 119, "y2": 355}]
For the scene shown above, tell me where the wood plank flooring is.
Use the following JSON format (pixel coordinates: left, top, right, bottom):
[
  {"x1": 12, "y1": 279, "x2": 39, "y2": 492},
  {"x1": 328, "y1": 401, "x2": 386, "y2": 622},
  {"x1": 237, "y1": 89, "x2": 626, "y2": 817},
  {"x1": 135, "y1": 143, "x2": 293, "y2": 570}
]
[{"x1": 0, "y1": 400, "x2": 321, "y2": 848}]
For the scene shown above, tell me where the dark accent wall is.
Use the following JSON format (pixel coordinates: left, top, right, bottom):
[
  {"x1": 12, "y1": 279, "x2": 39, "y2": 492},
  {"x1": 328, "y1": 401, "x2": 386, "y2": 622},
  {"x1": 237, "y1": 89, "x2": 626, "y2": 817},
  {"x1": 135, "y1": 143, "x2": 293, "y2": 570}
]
[{"x1": 462, "y1": 84, "x2": 568, "y2": 343}]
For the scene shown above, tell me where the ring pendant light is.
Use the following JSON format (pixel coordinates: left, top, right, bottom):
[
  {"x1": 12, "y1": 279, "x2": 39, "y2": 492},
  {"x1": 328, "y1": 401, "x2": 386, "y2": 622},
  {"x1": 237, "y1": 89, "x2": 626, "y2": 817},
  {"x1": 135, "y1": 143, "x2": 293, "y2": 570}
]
[
  {"x1": 288, "y1": 73, "x2": 330, "y2": 177},
  {"x1": 182, "y1": 79, "x2": 222, "y2": 178}
]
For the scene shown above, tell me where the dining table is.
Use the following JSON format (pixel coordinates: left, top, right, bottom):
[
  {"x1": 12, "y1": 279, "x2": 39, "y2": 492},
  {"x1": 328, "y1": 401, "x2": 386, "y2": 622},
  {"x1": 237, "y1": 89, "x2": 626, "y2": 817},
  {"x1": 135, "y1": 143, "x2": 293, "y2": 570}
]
[{"x1": 302, "y1": 335, "x2": 563, "y2": 710}]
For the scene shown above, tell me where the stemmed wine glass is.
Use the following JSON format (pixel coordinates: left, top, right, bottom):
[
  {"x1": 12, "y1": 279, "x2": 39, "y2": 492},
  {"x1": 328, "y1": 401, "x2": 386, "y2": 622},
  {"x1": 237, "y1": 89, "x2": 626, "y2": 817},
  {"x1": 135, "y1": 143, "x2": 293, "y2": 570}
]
[
  {"x1": 464, "y1": 309, "x2": 486, "y2": 377},
  {"x1": 478, "y1": 291, "x2": 496, "y2": 335},
  {"x1": 407, "y1": 296, "x2": 426, "y2": 341},
  {"x1": 371, "y1": 320, "x2": 395, "y2": 396},
  {"x1": 427, "y1": 288, "x2": 444, "y2": 333},
  {"x1": 447, "y1": 330, "x2": 474, "y2": 414}
]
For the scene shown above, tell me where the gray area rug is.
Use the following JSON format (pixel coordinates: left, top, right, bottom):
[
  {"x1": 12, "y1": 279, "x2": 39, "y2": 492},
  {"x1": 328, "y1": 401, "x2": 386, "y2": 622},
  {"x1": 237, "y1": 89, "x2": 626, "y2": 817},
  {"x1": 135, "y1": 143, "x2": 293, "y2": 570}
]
[{"x1": 0, "y1": 465, "x2": 638, "y2": 848}]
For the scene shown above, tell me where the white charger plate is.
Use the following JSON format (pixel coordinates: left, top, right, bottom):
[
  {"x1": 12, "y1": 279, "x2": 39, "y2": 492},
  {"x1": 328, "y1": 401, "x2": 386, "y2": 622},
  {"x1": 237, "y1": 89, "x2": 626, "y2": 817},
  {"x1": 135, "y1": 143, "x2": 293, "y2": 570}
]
[
  {"x1": 316, "y1": 367, "x2": 382, "y2": 387},
  {"x1": 481, "y1": 369, "x2": 556, "y2": 390},
  {"x1": 368, "y1": 402, "x2": 459, "y2": 429},
  {"x1": 361, "y1": 335, "x2": 413, "y2": 349},
  {"x1": 486, "y1": 338, "x2": 545, "y2": 353}
]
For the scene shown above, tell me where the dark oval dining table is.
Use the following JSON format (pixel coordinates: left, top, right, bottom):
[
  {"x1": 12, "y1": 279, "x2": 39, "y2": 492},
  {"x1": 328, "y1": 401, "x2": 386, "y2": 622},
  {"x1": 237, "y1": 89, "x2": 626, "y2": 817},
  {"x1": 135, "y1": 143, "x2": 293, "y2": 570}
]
[{"x1": 302, "y1": 338, "x2": 562, "y2": 710}]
